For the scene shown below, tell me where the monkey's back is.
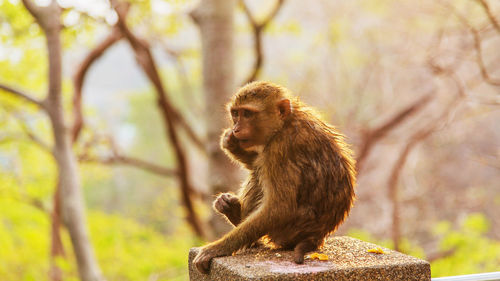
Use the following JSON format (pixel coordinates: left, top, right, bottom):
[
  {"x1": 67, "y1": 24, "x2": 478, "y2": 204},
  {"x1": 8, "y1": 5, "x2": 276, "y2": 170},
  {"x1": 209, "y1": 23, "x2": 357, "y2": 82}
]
[{"x1": 263, "y1": 111, "x2": 356, "y2": 249}]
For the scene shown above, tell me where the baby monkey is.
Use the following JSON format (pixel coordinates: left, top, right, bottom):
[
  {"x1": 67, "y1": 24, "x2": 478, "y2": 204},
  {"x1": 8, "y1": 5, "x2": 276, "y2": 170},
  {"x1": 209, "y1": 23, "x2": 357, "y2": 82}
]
[{"x1": 194, "y1": 81, "x2": 356, "y2": 274}]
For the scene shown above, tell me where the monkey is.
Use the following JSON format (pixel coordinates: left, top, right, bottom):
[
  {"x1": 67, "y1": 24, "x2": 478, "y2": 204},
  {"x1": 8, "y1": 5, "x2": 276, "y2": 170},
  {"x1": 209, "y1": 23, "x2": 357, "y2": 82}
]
[{"x1": 194, "y1": 81, "x2": 356, "y2": 274}]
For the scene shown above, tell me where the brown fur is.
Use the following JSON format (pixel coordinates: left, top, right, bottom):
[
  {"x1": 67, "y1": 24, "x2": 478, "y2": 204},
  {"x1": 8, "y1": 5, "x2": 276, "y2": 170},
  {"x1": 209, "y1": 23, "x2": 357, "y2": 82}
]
[{"x1": 194, "y1": 81, "x2": 356, "y2": 273}]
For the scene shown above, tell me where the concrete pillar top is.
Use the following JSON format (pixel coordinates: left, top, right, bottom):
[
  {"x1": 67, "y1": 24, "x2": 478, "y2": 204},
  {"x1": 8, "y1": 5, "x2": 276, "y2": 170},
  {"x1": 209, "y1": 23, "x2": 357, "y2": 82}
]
[{"x1": 189, "y1": 236, "x2": 430, "y2": 280}]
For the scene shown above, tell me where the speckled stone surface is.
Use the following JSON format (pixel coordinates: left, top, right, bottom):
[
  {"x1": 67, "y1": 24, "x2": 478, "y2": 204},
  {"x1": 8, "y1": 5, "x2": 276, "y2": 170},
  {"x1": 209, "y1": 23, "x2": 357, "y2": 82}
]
[{"x1": 188, "y1": 236, "x2": 430, "y2": 281}]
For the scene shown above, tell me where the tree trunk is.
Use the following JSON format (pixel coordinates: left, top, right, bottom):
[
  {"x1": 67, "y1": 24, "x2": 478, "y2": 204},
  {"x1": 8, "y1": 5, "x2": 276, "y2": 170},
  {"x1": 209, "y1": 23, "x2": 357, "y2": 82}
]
[
  {"x1": 191, "y1": 0, "x2": 241, "y2": 237},
  {"x1": 21, "y1": 1, "x2": 105, "y2": 280},
  {"x1": 46, "y1": 20, "x2": 104, "y2": 281},
  {"x1": 52, "y1": 125, "x2": 103, "y2": 281},
  {"x1": 49, "y1": 182, "x2": 64, "y2": 281}
]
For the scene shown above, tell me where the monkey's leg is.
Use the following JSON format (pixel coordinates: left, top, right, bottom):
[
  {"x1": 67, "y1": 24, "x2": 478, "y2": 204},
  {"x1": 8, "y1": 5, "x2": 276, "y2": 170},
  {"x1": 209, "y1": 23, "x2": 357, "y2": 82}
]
[
  {"x1": 293, "y1": 240, "x2": 318, "y2": 264},
  {"x1": 213, "y1": 193, "x2": 242, "y2": 226}
]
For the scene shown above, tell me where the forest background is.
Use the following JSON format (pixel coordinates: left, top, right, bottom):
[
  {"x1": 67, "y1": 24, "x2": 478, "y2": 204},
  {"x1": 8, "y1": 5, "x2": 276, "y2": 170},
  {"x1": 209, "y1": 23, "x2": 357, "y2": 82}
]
[{"x1": 0, "y1": 0, "x2": 499, "y2": 280}]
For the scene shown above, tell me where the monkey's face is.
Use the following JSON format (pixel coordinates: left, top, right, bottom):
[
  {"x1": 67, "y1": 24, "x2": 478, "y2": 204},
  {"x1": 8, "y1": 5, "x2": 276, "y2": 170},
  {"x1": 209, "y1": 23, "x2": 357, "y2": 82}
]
[
  {"x1": 229, "y1": 98, "x2": 291, "y2": 150},
  {"x1": 230, "y1": 106, "x2": 261, "y2": 149}
]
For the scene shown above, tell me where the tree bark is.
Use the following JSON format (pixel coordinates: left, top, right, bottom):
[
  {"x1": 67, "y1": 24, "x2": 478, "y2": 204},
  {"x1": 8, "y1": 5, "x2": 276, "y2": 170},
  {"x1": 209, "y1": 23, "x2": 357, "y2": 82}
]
[
  {"x1": 191, "y1": 0, "x2": 241, "y2": 237},
  {"x1": 49, "y1": 182, "x2": 64, "y2": 281},
  {"x1": 21, "y1": 1, "x2": 104, "y2": 280}
]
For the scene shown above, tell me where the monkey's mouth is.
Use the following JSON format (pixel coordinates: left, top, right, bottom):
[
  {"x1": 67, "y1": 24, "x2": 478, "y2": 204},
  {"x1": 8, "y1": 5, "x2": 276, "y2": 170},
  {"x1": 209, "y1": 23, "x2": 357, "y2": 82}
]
[{"x1": 239, "y1": 139, "x2": 252, "y2": 147}]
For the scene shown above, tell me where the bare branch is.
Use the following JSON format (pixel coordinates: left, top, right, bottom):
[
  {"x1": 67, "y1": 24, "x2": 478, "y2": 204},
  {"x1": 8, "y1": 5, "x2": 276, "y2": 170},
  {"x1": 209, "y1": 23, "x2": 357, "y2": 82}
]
[
  {"x1": 0, "y1": 134, "x2": 26, "y2": 144},
  {"x1": 356, "y1": 93, "x2": 433, "y2": 172},
  {"x1": 469, "y1": 27, "x2": 500, "y2": 86},
  {"x1": 0, "y1": 83, "x2": 46, "y2": 109},
  {"x1": 78, "y1": 153, "x2": 178, "y2": 178},
  {"x1": 50, "y1": 183, "x2": 65, "y2": 281},
  {"x1": 445, "y1": 2, "x2": 500, "y2": 86},
  {"x1": 0, "y1": 131, "x2": 50, "y2": 154},
  {"x1": 240, "y1": 0, "x2": 285, "y2": 30},
  {"x1": 157, "y1": 45, "x2": 206, "y2": 151},
  {"x1": 111, "y1": 0, "x2": 207, "y2": 239},
  {"x1": 171, "y1": 110, "x2": 206, "y2": 152},
  {"x1": 427, "y1": 248, "x2": 456, "y2": 262},
  {"x1": 240, "y1": 0, "x2": 257, "y2": 27},
  {"x1": 72, "y1": 27, "x2": 123, "y2": 143},
  {"x1": 387, "y1": 71, "x2": 466, "y2": 251},
  {"x1": 21, "y1": 0, "x2": 64, "y2": 108},
  {"x1": 21, "y1": 0, "x2": 61, "y2": 36},
  {"x1": 472, "y1": 156, "x2": 500, "y2": 170},
  {"x1": 21, "y1": 0, "x2": 45, "y2": 21},
  {"x1": 25, "y1": 130, "x2": 52, "y2": 152},
  {"x1": 76, "y1": 132, "x2": 178, "y2": 177},
  {"x1": 8, "y1": 110, "x2": 52, "y2": 152},
  {"x1": 388, "y1": 122, "x2": 436, "y2": 252},
  {"x1": 240, "y1": 0, "x2": 286, "y2": 84},
  {"x1": 476, "y1": 0, "x2": 500, "y2": 33},
  {"x1": 372, "y1": 94, "x2": 433, "y2": 139},
  {"x1": 261, "y1": 0, "x2": 285, "y2": 27}
]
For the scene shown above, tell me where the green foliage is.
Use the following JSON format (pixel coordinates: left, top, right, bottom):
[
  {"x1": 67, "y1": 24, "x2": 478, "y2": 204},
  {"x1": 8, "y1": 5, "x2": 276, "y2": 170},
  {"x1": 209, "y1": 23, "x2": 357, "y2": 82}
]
[
  {"x1": 348, "y1": 213, "x2": 500, "y2": 278},
  {"x1": 0, "y1": 140, "x2": 55, "y2": 205},
  {"x1": 0, "y1": 195, "x2": 194, "y2": 280},
  {"x1": 347, "y1": 229, "x2": 425, "y2": 259},
  {"x1": 90, "y1": 211, "x2": 194, "y2": 281},
  {"x1": 431, "y1": 214, "x2": 500, "y2": 277},
  {"x1": 125, "y1": 0, "x2": 190, "y2": 38},
  {"x1": 0, "y1": 0, "x2": 48, "y2": 98},
  {"x1": 0, "y1": 130, "x2": 192, "y2": 281},
  {"x1": 0, "y1": 0, "x2": 42, "y2": 44},
  {"x1": 0, "y1": 197, "x2": 50, "y2": 280}
]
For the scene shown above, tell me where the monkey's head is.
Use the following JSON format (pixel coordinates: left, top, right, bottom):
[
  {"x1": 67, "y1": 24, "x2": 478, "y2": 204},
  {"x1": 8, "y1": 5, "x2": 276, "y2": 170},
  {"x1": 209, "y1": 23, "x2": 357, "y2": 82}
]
[{"x1": 227, "y1": 81, "x2": 292, "y2": 151}]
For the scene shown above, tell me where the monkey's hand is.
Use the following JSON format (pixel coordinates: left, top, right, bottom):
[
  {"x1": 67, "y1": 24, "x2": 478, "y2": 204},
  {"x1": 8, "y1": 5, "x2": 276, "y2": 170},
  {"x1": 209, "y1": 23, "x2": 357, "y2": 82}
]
[
  {"x1": 221, "y1": 128, "x2": 239, "y2": 152},
  {"x1": 213, "y1": 193, "x2": 241, "y2": 226},
  {"x1": 220, "y1": 129, "x2": 258, "y2": 168},
  {"x1": 193, "y1": 244, "x2": 228, "y2": 274}
]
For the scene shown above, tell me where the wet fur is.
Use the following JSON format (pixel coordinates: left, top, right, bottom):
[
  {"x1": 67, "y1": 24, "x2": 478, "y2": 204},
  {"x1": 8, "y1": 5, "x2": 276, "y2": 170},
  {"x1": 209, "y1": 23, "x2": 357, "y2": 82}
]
[{"x1": 194, "y1": 81, "x2": 356, "y2": 273}]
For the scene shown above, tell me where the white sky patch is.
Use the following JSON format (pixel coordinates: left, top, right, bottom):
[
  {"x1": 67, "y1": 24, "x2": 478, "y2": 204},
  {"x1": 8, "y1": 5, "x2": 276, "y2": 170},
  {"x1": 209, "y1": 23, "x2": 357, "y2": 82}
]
[
  {"x1": 56, "y1": 0, "x2": 118, "y2": 24},
  {"x1": 0, "y1": 46, "x2": 6, "y2": 60},
  {"x1": 105, "y1": 10, "x2": 118, "y2": 25},
  {"x1": 57, "y1": 0, "x2": 110, "y2": 18},
  {"x1": 151, "y1": 0, "x2": 173, "y2": 15},
  {"x1": 117, "y1": 124, "x2": 136, "y2": 148},
  {"x1": 34, "y1": 0, "x2": 50, "y2": 6},
  {"x1": 63, "y1": 9, "x2": 80, "y2": 26},
  {"x1": 0, "y1": 46, "x2": 23, "y2": 63},
  {"x1": 1, "y1": 21, "x2": 12, "y2": 37},
  {"x1": 57, "y1": 0, "x2": 75, "y2": 8}
]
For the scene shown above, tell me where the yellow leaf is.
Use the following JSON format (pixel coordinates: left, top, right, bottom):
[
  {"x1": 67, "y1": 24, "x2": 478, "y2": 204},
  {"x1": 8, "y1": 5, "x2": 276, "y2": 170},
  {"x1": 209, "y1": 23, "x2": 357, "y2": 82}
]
[
  {"x1": 309, "y1": 252, "x2": 329, "y2": 261},
  {"x1": 367, "y1": 247, "x2": 385, "y2": 254}
]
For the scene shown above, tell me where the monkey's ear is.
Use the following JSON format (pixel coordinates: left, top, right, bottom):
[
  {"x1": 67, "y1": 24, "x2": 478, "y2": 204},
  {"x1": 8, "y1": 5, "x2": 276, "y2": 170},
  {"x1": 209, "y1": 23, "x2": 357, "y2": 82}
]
[{"x1": 277, "y1": 99, "x2": 291, "y2": 119}]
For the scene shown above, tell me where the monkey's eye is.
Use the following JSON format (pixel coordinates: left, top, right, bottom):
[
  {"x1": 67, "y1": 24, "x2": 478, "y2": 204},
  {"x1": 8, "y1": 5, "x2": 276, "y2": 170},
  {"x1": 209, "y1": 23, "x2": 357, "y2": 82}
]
[
  {"x1": 243, "y1": 109, "x2": 254, "y2": 118},
  {"x1": 231, "y1": 110, "x2": 238, "y2": 118}
]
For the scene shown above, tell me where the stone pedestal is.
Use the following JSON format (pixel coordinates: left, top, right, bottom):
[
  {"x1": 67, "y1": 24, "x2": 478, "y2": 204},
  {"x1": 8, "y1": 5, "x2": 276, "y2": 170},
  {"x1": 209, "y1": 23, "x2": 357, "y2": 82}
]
[{"x1": 188, "y1": 236, "x2": 430, "y2": 280}]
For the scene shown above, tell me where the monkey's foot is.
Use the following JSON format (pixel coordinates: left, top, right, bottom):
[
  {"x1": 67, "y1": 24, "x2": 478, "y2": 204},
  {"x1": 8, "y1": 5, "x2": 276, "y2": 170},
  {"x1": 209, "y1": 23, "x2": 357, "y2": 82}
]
[
  {"x1": 293, "y1": 240, "x2": 318, "y2": 264},
  {"x1": 193, "y1": 248, "x2": 218, "y2": 274}
]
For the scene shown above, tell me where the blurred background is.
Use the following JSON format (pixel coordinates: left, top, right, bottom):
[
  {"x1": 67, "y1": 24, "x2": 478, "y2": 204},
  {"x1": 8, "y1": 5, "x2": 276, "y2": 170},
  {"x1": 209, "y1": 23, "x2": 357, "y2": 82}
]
[{"x1": 0, "y1": 0, "x2": 499, "y2": 280}]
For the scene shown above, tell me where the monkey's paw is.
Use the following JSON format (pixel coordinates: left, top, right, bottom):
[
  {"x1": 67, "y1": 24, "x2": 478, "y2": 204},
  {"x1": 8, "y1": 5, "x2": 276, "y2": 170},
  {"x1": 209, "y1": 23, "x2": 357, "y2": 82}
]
[
  {"x1": 214, "y1": 193, "x2": 241, "y2": 216},
  {"x1": 193, "y1": 247, "x2": 218, "y2": 274},
  {"x1": 221, "y1": 129, "x2": 239, "y2": 150}
]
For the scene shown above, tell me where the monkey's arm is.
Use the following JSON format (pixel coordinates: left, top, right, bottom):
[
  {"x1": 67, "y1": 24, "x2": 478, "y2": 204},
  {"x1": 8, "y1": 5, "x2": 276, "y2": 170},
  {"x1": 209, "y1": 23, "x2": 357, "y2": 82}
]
[
  {"x1": 195, "y1": 170, "x2": 296, "y2": 273},
  {"x1": 193, "y1": 201, "x2": 286, "y2": 274},
  {"x1": 213, "y1": 193, "x2": 241, "y2": 226},
  {"x1": 213, "y1": 178, "x2": 263, "y2": 227},
  {"x1": 220, "y1": 129, "x2": 258, "y2": 168}
]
